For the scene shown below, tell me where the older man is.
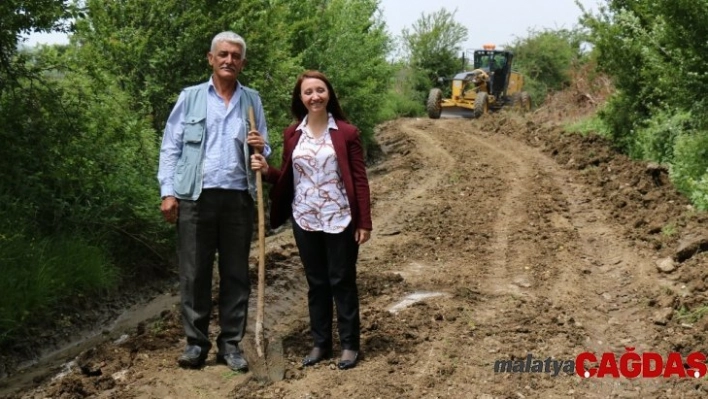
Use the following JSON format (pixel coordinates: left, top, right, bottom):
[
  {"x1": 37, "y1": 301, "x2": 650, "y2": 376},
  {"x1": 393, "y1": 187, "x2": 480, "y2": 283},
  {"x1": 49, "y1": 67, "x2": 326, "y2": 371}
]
[{"x1": 158, "y1": 31, "x2": 270, "y2": 372}]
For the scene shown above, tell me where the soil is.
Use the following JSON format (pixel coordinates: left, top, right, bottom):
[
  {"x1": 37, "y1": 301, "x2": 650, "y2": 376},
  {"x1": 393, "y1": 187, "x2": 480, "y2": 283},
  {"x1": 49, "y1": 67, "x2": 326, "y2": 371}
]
[{"x1": 3, "y1": 82, "x2": 708, "y2": 398}]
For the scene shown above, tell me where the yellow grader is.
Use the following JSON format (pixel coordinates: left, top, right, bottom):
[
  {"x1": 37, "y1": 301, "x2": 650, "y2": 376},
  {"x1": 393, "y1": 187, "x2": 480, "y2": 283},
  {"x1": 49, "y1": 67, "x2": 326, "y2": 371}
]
[{"x1": 426, "y1": 44, "x2": 531, "y2": 119}]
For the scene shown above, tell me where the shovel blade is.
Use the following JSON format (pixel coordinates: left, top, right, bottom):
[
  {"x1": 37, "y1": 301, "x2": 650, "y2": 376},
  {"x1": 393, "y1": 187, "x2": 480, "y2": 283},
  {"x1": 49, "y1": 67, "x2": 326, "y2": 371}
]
[
  {"x1": 242, "y1": 336, "x2": 285, "y2": 383},
  {"x1": 266, "y1": 338, "x2": 285, "y2": 382}
]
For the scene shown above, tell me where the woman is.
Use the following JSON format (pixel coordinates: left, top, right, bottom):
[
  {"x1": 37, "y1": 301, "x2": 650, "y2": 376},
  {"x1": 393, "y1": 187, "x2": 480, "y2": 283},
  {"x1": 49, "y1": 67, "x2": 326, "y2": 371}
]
[{"x1": 251, "y1": 70, "x2": 372, "y2": 370}]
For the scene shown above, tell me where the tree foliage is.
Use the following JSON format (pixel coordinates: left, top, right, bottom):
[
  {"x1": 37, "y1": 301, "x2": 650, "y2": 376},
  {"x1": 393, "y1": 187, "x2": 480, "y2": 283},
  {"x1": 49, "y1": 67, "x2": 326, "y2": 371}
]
[
  {"x1": 290, "y1": 0, "x2": 392, "y2": 147},
  {"x1": 401, "y1": 8, "x2": 468, "y2": 96},
  {"x1": 0, "y1": 43, "x2": 170, "y2": 345},
  {"x1": 74, "y1": 0, "x2": 390, "y2": 152},
  {"x1": 0, "y1": 0, "x2": 72, "y2": 79},
  {"x1": 580, "y1": 0, "x2": 708, "y2": 208},
  {"x1": 1, "y1": 45, "x2": 166, "y2": 264},
  {"x1": 506, "y1": 28, "x2": 585, "y2": 104},
  {"x1": 73, "y1": 0, "x2": 301, "y2": 138}
]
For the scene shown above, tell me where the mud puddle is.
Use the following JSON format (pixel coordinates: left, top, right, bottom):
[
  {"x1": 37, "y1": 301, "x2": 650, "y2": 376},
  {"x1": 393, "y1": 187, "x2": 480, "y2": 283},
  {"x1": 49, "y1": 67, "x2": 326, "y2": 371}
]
[{"x1": 387, "y1": 291, "x2": 449, "y2": 314}]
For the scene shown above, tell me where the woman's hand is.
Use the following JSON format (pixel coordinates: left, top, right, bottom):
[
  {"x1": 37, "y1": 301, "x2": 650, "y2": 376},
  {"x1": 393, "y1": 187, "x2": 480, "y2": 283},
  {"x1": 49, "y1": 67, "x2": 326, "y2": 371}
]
[
  {"x1": 250, "y1": 153, "x2": 269, "y2": 173},
  {"x1": 355, "y1": 228, "x2": 371, "y2": 245}
]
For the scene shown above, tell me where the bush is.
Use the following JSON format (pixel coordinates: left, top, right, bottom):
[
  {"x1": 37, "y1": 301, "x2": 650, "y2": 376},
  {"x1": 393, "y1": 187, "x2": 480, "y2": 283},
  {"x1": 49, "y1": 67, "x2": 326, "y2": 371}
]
[
  {"x1": 688, "y1": 174, "x2": 708, "y2": 211},
  {"x1": 565, "y1": 113, "x2": 612, "y2": 138},
  {"x1": 378, "y1": 90, "x2": 425, "y2": 120},
  {"x1": 378, "y1": 66, "x2": 425, "y2": 120},
  {"x1": 579, "y1": 1, "x2": 708, "y2": 210},
  {"x1": 506, "y1": 28, "x2": 583, "y2": 106},
  {"x1": 0, "y1": 46, "x2": 173, "y2": 345},
  {"x1": 0, "y1": 47, "x2": 172, "y2": 270},
  {"x1": 597, "y1": 93, "x2": 641, "y2": 152},
  {"x1": 631, "y1": 109, "x2": 692, "y2": 162},
  {"x1": 671, "y1": 130, "x2": 708, "y2": 210}
]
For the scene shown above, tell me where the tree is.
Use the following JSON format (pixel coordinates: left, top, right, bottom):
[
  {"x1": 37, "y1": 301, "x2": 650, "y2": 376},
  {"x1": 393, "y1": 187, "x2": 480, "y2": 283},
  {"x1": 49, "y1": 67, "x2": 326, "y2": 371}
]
[
  {"x1": 73, "y1": 0, "x2": 301, "y2": 139},
  {"x1": 506, "y1": 28, "x2": 585, "y2": 104},
  {"x1": 401, "y1": 8, "x2": 468, "y2": 90},
  {"x1": 0, "y1": 0, "x2": 73, "y2": 85},
  {"x1": 288, "y1": 0, "x2": 393, "y2": 147}
]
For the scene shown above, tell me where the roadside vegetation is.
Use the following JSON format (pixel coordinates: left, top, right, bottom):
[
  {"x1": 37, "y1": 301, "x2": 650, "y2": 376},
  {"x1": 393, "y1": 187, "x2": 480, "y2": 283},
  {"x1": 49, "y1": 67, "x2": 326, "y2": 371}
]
[
  {"x1": 577, "y1": 0, "x2": 708, "y2": 210},
  {"x1": 1, "y1": 0, "x2": 706, "y2": 352}
]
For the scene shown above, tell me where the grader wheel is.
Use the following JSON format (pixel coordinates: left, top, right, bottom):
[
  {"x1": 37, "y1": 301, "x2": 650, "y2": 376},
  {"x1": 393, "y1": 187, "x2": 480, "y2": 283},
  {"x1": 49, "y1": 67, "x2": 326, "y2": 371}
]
[
  {"x1": 473, "y1": 92, "x2": 489, "y2": 118},
  {"x1": 426, "y1": 88, "x2": 442, "y2": 119},
  {"x1": 510, "y1": 92, "x2": 522, "y2": 110},
  {"x1": 520, "y1": 91, "x2": 532, "y2": 112}
]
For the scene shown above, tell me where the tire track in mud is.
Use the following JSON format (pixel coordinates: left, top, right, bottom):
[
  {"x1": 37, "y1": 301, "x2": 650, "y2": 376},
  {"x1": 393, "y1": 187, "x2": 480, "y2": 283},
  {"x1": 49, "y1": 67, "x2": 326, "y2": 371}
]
[
  {"x1": 463, "y1": 129, "x2": 536, "y2": 298},
  {"x1": 368, "y1": 119, "x2": 578, "y2": 397},
  {"x1": 441, "y1": 120, "x2": 672, "y2": 397},
  {"x1": 368, "y1": 120, "x2": 455, "y2": 245},
  {"x1": 358, "y1": 119, "x2": 458, "y2": 286},
  {"x1": 361, "y1": 117, "x2": 678, "y2": 398}
]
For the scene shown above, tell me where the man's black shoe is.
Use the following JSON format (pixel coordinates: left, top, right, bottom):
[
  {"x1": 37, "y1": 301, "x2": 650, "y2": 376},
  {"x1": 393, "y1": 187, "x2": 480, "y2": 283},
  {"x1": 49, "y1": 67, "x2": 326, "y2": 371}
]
[
  {"x1": 178, "y1": 345, "x2": 208, "y2": 368},
  {"x1": 217, "y1": 350, "x2": 248, "y2": 372}
]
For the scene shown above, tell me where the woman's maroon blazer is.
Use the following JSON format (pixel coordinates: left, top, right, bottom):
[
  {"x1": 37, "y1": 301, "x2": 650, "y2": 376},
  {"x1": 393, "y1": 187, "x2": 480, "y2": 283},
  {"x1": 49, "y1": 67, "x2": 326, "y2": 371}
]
[{"x1": 264, "y1": 120, "x2": 372, "y2": 232}]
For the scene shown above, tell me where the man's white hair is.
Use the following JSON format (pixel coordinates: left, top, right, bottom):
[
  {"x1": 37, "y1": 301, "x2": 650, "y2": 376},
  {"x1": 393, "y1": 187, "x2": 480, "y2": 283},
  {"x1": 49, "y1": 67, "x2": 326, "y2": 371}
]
[{"x1": 210, "y1": 31, "x2": 247, "y2": 58}]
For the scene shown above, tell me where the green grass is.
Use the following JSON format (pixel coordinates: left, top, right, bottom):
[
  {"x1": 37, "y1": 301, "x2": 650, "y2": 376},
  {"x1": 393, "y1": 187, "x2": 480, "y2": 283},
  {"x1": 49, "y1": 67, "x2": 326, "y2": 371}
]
[
  {"x1": 0, "y1": 232, "x2": 118, "y2": 345},
  {"x1": 564, "y1": 114, "x2": 612, "y2": 138},
  {"x1": 378, "y1": 90, "x2": 425, "y2": 121},
  {"x1": 677, "y1": 305, "x2": 708, "y2": 324},
  {"x1": 661, "y1": 223, "x2": 677, "y2": 237}
]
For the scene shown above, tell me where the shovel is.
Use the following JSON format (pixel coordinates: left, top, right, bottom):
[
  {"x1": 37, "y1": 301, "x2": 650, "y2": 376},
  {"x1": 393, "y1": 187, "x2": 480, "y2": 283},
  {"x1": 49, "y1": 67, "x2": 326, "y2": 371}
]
[{"x1": 246, "y1": 106, "x2": 285, "y2": 383}]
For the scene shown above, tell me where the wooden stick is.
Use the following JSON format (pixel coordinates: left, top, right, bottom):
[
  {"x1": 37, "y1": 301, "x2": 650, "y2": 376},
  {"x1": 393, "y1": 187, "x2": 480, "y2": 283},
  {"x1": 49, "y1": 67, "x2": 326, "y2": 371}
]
[{"x1": 249, "y1": 106, "x2": 266, "y2": 358}]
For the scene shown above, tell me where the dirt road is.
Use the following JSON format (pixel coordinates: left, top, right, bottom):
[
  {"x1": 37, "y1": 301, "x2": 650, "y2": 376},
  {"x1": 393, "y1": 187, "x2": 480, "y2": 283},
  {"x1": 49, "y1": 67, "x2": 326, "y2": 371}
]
[{"x1": 6, "y1": 111, "x2": 708, "y2": 398}]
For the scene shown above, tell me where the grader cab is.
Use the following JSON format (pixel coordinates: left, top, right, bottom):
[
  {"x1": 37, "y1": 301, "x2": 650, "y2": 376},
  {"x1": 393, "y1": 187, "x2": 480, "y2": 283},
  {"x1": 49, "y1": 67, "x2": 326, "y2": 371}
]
[{"x1": 426, "y1": 44, "x2": 531, "y2": 119}]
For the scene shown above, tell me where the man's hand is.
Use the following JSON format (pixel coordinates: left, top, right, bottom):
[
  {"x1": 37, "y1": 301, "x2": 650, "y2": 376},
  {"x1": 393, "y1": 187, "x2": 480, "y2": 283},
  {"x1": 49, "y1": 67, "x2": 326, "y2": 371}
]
[
  {"x1": 161, "y1": 196, "x2": 179, "y2": 224},
  {"x1": 247, "y1": 130, "x2": 265, "y2": 154}
]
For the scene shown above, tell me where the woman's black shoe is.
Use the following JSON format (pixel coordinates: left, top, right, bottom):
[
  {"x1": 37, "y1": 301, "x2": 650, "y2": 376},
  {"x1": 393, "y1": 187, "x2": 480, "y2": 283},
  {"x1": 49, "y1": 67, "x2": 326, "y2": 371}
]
[
  {"x1": 302, "y1": 347, "x2": 332, "y2": 367},
  {"x1": 337, "y1": 350, "x2": 359, "y2": 370}
]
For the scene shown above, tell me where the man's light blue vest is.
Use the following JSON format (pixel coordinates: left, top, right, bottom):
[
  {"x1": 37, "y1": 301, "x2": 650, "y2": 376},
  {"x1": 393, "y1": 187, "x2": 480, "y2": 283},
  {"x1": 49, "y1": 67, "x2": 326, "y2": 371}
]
[{"x1": 173, "y1": 82, "x2": 260, "y2": 201}]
